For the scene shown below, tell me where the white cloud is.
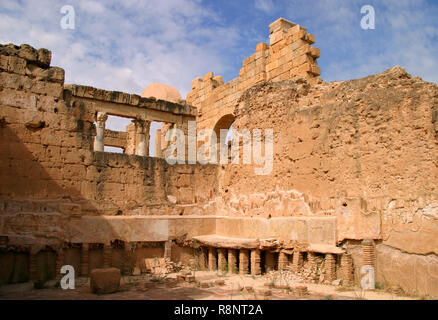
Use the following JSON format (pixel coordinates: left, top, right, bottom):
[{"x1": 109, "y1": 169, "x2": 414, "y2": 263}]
[
  {"x1": 0, "y1": 0, "x2": 241, "y2": 99},
  {"x1": 255, "y1": 0, "x2": 275, "y2": 13}
]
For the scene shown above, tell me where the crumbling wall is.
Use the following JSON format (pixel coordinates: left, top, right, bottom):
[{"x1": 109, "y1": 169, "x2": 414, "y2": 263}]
[
  {"x1": 187, "y1": 18, "x2": 320, "y2": 133},
  {"x1": 217, "y1": 66, "x2": 438, "y2": 295},
  {"x1": 0, "y1": 43, "x2": 218, "y2": 250}
]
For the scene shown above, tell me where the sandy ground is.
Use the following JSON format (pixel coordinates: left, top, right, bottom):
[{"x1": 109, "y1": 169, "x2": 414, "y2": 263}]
[{"x1": 0, "y1": 271, "x2": 421, "y2": 300}]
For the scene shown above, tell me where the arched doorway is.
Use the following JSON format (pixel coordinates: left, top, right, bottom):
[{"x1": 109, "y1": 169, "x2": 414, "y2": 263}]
[{"x1": 212, "y1": 114, "x2": 235, "y2": 163}]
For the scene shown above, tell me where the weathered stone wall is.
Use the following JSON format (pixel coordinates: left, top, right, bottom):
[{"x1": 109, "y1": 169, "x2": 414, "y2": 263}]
[
  {"x1": 216, "y1": 66, "x2": 438, "y2": 295},
  {"x1": 187, "y1": 18, "x2": 320, "y2": 134},
  {"x1": 0, "y1": 44, "x2": 218, "y2": 250}
]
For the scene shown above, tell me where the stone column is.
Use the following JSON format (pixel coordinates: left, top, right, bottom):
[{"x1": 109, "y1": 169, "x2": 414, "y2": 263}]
[
  {"x1": 362, "y1": 239, "x2": 375, "y2": 268},
  {"x1": 308, "y1": 252, "x2": 318, "y2": 281},
  {"x1": 164, "y1": 240, "x2": 172, "y2": 259},
  {"x1": 218, "y1": 248, "x2": 227, "y2": 272},
  {"x1": 133, "y1": 119, "x2": 151, "y2": 157},
  {"x1": 80, "y1": 243, "x2": 89, "y2": 276},
  {"x1": 265, "y1": 251, "x2": 276, "y2": 272},
  {"x1": 292, "y1": 251, "x2": 303, "y2": 274},
  {"x1": 161, "y1": 123, "x2": 173, "y2": 156},
  {"x1": 103, "y1": 244, "x2": 112, "y2": 268},
  {"x1": 124, "y1": 242, "x2": 133, "y2": 275},
  {"x1": 155, "y1": 129, "x2": 162, "y2": 158},
  {"x1": 198, "y1": 247, "x2": 208, "y2": 270},
  {"x1": 239, "y1": 249, "x2": 249, "y2": 275},
  {"x1": 228, "y1": 249, "x2": 238, "y2": 274},
  {"x1": 278, "y1": 252, "x2": 288, "y2": 271},
  {"x1": 250, "y1": 249, "x2": 261, "y2": 276},
  {"x1": 341, "y1": 253, "x2": 354, "y2": 285},
  {"x1": 55, "y1": 247, "x2": 65, "y2": 275},
  {"x1": 208, "y1": 247, "x2": 217, "y2": 271},
  {"x1": 325, "y1": 254, "x2": 336, "y2": 282},
  {"x1": 29, "y1": 251, "x2": 38, "y2": 282},
  {"x1": 93, "y1": 112, "x2": 108, "y2": 152}
]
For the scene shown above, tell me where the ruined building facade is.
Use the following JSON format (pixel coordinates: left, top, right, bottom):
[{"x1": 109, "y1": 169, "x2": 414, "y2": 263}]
[{"x1": 0, "y1": 18, "x2": 437, "y2": 297}]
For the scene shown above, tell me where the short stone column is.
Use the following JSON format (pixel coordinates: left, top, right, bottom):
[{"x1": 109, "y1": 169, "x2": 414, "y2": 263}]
[
  {"x1": 29, "y1": 251, "x2": 38, "y2": 281},
  {"x1": 239, "y1": 249, "x2": 249, "y2": 275},
  {"x1": 325, "y1": 254, "x2": 337, "y2": 282},
  {"x1": 55, "y1": 247, "x2": 65, "y2": 275},
  {"x1": 103, "y1": 244, "x2": 112, "y2": 268},
  {"x1": 80, "y1": 243, "x2": 89, "y2": 276},
  {"x1": 228, "y1": 249, "x2": 238, "y2": 274},
  {"x1": 265, "y1": 251, "x2": 276, "y2": 272},
  {"x1": 278, "y1": 252, "x2": 288, "y2": 271},
  {"x1": 362, "y1": 239, "x2": 375, "y2": 268},
  {"x1": 198, "y1": 247, "x2": 208, "y2": 270},
  {"x1": 123, "y1": 242, "x2": 133, "y2": 275},
  {"x1": 250, "y1": 249, "x2": 261, "y2": 276},
  {"x1": 133, "y1": 119, "x2": 151, "y2": 157},
  {"x1": 164, "y1": 240, "x2": 172, "y2": 259},
  {"x1": 93, "y1": 112, "x2": 108, "y2": 152},
  {"x1": 308, "y1": 252, "x2": 318, "y2": 281},
  {"x1": 208, "y1": 247, "x2": 217, "y2": 271},
  {"x1": 341, "y1": 253, "x2": 354, "y2": 285},
  {"x1": 218, "y1": 248, "x2": 227, "y2": 272},
  {"x1": 292, "y1": 250, "x2": 303, "y2": 274}
]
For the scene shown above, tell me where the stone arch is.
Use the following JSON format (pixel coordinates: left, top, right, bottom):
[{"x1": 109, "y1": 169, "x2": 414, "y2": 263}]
[{"x1": 213, "y1": 113, "x2": 235, "y2": 139}]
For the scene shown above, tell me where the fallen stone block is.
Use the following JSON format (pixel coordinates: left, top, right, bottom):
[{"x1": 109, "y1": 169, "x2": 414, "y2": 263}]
[
  {"x1": 90, "y1": 268, "x2": 121, "y2": 294},
  {"x1": 214, "y1": 279, "x2": 225, "y2": 286}
]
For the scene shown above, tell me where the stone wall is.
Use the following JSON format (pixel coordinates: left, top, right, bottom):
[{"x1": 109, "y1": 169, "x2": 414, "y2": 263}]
[
  {"x1": 215, "y1": 66, "x2": 438, "y2": 295},
  {"x1": 0, "y1": 43, "x2": 218, "y2": 250},
  {"x1": 187, "y1": 18, "x2": 320, "y2": 134}
]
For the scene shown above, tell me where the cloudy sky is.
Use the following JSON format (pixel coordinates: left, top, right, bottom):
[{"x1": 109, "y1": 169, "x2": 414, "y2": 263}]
[{"x1": 1, "y1": 0, "x2": 437, "y2": 144}]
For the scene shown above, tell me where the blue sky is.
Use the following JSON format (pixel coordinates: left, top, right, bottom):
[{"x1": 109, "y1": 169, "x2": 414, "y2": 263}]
[{"x1": 1, "y1": 0, "x2": 438, "y2": 137}]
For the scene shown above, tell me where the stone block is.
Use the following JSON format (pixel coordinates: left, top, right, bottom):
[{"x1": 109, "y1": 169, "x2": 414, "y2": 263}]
[
  {"x1": 37, "y1": 48, "x2": 52, "y2": 67},
  {"x1": 90, "y1": 268, "x2": 121, "y2": 294}
]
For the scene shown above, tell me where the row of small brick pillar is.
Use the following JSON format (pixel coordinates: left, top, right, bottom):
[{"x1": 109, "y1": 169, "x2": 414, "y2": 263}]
[
  {"x1": 206, "y1": 248, "x2": 262, "y2": 275},
  {"x1": 203, "y1": 247, "x2": 355, "y2": 284},
  {"x1": 28, "y1": 243, "x2": 129, "y2": 280}
]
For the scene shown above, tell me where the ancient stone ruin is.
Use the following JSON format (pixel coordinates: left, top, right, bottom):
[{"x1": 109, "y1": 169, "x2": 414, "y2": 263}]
[{"x1": 0, "y1": 18, "x2": 437, "y2": 298}]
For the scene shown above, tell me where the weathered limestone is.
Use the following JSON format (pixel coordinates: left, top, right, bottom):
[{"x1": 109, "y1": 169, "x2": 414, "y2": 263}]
[
  {"x1": 187, "y1": 17, "x2": 321, "y2": 137},
  {"x1": 217, "y1": 248, "x2": 227, "y2": 271},
  {"x1": 228, "y1": 249, "x2": 238, "y2": 274},
  {"x1": 251, "y1": 249, "x2": 261, "y2": 275},
  {"x1": 208, "y1": 247, "x2": 217, "y2": 271},
  {"x1": 1, "y1": 24, "x2": 438, "y2": 298},
  {"x1": 93, "y1": 112, "x2": 108, "y2": 152},
  {"x1": 239, "y1": 249, "x2": 249, "y2": 275}
]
